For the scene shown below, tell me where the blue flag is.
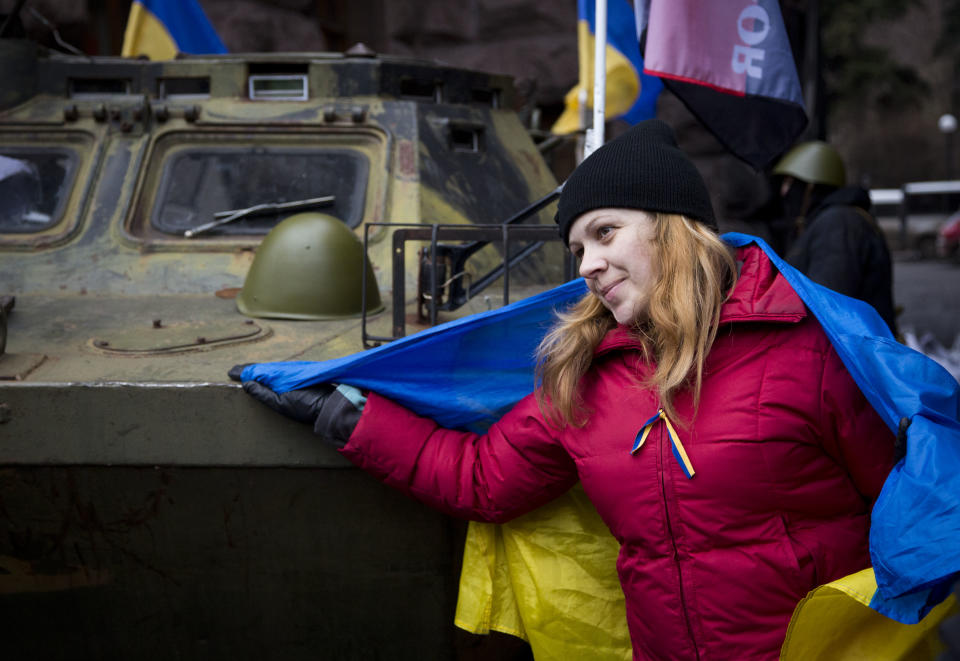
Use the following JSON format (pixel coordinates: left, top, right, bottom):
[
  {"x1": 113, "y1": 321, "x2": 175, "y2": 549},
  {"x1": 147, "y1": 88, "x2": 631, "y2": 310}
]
[
  {"x1": 243, "y1": 278, "x2": 587, "y2": 431},
  {"x1": 122, "y1": 0, "x2": 227, "y2": 60},
  {"x1": 245, "y1": 234, "x2": 960, "y2": 624},
  {"x1": 552, "y1": 0, "x2": 664, "y2": 134}
]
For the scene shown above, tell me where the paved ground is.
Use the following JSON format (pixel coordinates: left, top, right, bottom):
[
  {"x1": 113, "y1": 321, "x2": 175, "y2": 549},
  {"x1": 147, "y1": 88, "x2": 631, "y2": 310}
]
[
  {"x1": 892, "y1": 254, "x2": 960, "y2": 381},
  {"x1": 893, "y1": 255, "x2": 960, "y2": 347}
]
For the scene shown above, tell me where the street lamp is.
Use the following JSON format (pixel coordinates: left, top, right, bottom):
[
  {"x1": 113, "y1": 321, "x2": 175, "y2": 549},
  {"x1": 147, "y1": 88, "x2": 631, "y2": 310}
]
[{"x1": 938, "y1": 113, "x2": 957, "y2": 180}]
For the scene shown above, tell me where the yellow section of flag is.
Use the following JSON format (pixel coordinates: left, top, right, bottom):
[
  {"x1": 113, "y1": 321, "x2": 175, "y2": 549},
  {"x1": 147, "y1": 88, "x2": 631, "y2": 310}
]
[
  {"x1": 781, "y1": 568, "x2": 957, "y2": 660},
  {"x1": 121, "y1": 2, "x2": 178, "y2": 60},
  {"x1": 551, "y1": 20, "x2": 641, "y2": 135},
  {"x1": 454, "y1": 484, "x2": 632, "y2": 661}
]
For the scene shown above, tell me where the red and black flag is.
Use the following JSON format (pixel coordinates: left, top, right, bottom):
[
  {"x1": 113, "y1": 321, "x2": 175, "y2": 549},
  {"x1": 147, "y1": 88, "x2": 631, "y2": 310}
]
[{"x1": 637, "y1": 0, "x2": 808, "y2": 169}]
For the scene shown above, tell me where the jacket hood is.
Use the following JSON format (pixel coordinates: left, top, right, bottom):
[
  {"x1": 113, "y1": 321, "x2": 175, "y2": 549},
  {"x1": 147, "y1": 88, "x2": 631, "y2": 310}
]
[
  {"x1": 810, "y1": 185, "x2": 872, "y2": 217},
  {"x1": 596, "y1": 244, "x2": 806, "y2": 355}
]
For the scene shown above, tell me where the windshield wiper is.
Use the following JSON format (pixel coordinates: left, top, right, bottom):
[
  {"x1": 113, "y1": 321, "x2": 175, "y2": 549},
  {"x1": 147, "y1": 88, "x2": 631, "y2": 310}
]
[{"x1": 183, "y1": 195, "x2": 335, "y2": 238}]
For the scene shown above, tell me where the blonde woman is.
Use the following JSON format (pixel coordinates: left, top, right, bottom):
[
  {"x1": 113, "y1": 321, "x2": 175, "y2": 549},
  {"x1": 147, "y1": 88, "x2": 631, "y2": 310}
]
[{"x1": 240, "y1": 120, "x2": 896, "y2": 660}]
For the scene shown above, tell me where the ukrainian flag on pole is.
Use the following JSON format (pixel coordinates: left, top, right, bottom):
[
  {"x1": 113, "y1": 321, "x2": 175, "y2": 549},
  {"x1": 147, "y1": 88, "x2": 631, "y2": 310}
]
[
  {"x1": 121, "y1": 0, "x2": 227, "y2": 60},
  {"x1": 551, "y1": 0, "x2": 663, "y2": 134}
]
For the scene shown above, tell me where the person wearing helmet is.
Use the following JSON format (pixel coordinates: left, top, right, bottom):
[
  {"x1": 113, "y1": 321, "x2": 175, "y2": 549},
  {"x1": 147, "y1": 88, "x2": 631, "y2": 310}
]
[{"x1": 773, "y1": 141, "x2": 896, "y2": 332}]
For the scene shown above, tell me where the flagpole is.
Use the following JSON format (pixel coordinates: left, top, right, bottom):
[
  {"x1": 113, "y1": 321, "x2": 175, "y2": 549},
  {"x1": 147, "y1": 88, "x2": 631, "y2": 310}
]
[{"x1": 585, "y1": 0, "x2": 607, "y2": 158}]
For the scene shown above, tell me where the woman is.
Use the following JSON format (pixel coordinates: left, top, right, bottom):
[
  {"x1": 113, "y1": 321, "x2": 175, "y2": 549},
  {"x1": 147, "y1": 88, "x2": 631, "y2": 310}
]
[{"x1": 240, "y1": 120, "x2": 896, "y2": 660}]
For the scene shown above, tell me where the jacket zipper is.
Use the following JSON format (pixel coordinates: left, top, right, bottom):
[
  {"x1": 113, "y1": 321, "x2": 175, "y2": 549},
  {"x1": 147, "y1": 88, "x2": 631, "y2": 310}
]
[{"x1": 659, "y1": 423, "x2": 701, "y2": 660}]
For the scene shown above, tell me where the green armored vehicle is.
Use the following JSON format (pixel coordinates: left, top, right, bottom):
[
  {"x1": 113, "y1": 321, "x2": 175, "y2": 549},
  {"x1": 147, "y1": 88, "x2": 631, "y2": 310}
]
[{"x1": 0, "y1": 37, "x2": 568, "y2": 660}]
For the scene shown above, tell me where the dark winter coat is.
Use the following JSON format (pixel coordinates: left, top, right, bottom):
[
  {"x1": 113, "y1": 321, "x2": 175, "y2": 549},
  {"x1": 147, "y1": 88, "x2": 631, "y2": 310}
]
[
  {"x1": 341, "y1": 245, "x2": 896, "y2": 660},
  {"x1": 785, "y1": 186, "x2": 896, "y2": 332}
]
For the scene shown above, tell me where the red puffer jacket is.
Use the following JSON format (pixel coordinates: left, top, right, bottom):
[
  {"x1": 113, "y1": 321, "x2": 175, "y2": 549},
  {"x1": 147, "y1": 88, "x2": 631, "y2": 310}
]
[{"x1": 341, "y1": 245, "x2": 895, "y2": 660}]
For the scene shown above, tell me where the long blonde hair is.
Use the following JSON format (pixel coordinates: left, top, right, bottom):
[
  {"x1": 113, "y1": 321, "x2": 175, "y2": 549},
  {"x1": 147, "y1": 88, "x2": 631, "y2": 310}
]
[{"x1": 535, "y1": 213, "x2": 736, "y2": 427}]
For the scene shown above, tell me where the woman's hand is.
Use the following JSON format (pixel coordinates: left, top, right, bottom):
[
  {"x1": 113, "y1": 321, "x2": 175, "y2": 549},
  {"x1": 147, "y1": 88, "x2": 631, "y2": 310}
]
[{"x1": 229, "y1": 364, "x2": 365, "y2": 448}]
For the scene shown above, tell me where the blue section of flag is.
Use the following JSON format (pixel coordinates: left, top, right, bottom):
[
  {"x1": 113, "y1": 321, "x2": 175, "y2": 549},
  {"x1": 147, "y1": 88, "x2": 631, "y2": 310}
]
[
  {"x1": 245, "y1": 234, "x2": 960, "y2": 624},
  {"x1": 243, "y1": 278, "x2": 588, "y2": 432},
  {"x1": 138, "y1": 0, "x2": 226, "y2": 54},
  {"x1": 579, "y1": 0, "x2": 663, "y2": 123}
]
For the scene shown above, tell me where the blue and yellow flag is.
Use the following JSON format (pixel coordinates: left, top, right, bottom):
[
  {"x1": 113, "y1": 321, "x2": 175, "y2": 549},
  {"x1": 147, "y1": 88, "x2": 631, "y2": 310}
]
[
  {"x1": 552, "y1": 0, "x2": 663, "y2": 134},
  {"x1": 121, "y1": 0, "x2": 227, "y2": 61}
]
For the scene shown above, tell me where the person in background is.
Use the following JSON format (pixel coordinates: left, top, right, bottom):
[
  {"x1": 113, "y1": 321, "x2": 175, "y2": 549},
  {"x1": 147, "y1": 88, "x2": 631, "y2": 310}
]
[
  {"x1": 236, "y1": 120, "x2": 896, "y2": 660},
  {"x1": 773, "y1": 141, "x2": 897, "y2": 333}
]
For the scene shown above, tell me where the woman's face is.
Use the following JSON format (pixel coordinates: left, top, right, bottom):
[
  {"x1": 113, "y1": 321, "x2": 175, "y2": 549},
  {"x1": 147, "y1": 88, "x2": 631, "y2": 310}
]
[{"x1": 568, "y1": 208, "x2": 659, "y2": 325}]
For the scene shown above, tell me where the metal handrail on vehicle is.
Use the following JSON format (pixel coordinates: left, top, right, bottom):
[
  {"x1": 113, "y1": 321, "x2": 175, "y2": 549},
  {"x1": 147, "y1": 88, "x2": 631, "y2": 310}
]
[{"x1": 360, "y1": 187, "x2": 578, "y2": 347}]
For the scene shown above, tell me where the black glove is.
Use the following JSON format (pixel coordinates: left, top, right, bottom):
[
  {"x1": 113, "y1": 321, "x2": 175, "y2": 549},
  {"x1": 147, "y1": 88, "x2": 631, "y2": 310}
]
[
  {"x1": 227, "y1": 363, "x2": 251, "y2": 382},
  {"x1": 230, "y1": 365, "x2": 364, "y2": 448}
]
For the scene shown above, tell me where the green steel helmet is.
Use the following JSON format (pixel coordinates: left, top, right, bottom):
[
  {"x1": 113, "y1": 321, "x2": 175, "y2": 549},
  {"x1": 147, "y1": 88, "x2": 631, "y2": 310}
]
[
  {"x1": 772, "y1": 141, "x2": 846, "y2": 188},
  {"x1": 237, "y1": 212, "x2": 383, "y2": 320}
]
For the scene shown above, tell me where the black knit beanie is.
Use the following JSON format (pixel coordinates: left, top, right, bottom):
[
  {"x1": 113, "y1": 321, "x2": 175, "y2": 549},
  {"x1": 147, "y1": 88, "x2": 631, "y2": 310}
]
[{"x1": 555, "y1": 119, "x2": 717, "y2": 244}]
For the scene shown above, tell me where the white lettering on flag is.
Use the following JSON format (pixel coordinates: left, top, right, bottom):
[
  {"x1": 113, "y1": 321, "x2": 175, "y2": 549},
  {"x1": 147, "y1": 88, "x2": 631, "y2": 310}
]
[{"x1": 731, "y1": 3, "x2": 770, "y2": 79}]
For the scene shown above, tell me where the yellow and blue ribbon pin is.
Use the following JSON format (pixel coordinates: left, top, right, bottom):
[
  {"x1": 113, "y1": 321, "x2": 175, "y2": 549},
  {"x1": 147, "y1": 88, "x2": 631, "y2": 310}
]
[{"x1": 631, "y1": 408, "x2": 696, "y2": 478}]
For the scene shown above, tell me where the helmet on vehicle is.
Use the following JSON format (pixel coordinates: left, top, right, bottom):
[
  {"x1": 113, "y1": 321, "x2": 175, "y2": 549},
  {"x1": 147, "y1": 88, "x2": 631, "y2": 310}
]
[
  {"x1": 772, "y1": 141, "x2": 846, "y2": 188},
  {"x1": 236, "y1": 212, "x2": 383, "y2": 320}
]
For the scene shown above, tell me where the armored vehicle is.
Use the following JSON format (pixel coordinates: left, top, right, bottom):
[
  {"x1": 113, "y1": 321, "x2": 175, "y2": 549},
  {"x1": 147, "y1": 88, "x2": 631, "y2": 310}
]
[{"x1": 0, "y1": 37, "x2": 569, "y2": 660}]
